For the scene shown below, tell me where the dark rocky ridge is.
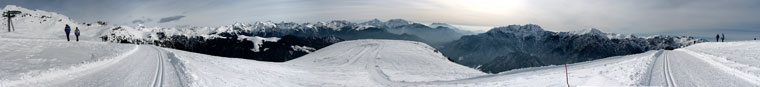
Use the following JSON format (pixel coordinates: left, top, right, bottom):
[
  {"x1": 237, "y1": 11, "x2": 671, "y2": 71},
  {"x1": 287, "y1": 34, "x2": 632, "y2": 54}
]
[{"x1": 440, "y1": 24, "x2": 706, "y2": 73}]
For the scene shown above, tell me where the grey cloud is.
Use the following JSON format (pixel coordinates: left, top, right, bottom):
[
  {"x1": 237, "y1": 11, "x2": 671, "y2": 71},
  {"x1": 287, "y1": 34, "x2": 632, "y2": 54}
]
[
  {"x1": 158, "y1": 15, "x2": 185, "y2": 23},
  {"x1": 2, "y1": 0, "x2": 759, "y2": 39},
  {"x1": 132, "y1": 18, "x2": 152, "y2": 24}
]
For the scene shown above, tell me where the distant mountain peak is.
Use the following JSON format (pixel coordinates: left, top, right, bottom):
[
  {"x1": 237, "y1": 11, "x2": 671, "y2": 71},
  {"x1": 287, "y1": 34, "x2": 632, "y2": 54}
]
[
  {"x1": 429, "y1": 23, "x2": 456, "y2": 29},
  {"x1": 570, "y1": 28, "x2": 605, "y2": 35},
  {"x1": 430, "y1": 23, "x2": 451, "y2": 26},
  {"x1": 368, "y1": 18, "x2": 382, "y2": 23},
  {"x1": 488, "y1": 24, "x2": 545, "y2": 33},
  {"x1": 387, "y1": 19, "x2": 411, "y2": 27},
  {"x1": 2, "y1": 5, "x2": 20, "y2": 9},
  {"x1": 387, "y1": 19, "x2": 410, "y2": 23}
]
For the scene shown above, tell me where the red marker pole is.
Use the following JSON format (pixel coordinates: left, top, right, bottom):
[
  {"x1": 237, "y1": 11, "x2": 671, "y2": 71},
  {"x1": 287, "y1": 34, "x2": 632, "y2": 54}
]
[{"x1": 565, "y1": 64, "x2": 570, "y2": 87}]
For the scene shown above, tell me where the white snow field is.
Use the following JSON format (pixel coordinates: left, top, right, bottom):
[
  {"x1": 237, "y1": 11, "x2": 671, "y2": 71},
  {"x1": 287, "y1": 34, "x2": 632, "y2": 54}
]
[
  {"x1": 2, "y1": 36, "x2": 760, "y2": 87},
  {"x1": 165, "y1": 39, "x2": 487, "y2": 87},
  {"x1": 0, "y1": 38, "x2": 133, "y2": 84},
  {"x1": 157, "y1": 39, "x2": 760, "y2": 87},
  {"x1": 0, "y1": 39, "x2": 188, "y2": 87}
]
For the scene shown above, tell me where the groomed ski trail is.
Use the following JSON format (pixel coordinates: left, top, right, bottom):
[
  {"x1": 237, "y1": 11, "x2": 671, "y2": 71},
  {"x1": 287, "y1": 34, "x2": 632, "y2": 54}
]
[
  {"x1": 646, "y1": 50, "x2": 758, "y2": 87},
  {"x1": 2, "y1": 45, "x2": 185, "y2": 87},
  {"x1": 662, "y1": 51, "x2": 677, "y2": 87}
]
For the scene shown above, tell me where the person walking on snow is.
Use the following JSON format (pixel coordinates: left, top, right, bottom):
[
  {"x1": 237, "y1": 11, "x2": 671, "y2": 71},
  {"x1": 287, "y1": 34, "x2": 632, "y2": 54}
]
[
  {"x1": 716, "y1": 34, "x2": 720, "y2": 42},
  {"x1": 721, "y1": 33, "x2": 725, "y2": 42},
  {"x1": 75, "y1": 27, "x2": 80, "y2": 41},
  {"x1": 64, "y1": 24, "x2": 71, "y2": 41}
]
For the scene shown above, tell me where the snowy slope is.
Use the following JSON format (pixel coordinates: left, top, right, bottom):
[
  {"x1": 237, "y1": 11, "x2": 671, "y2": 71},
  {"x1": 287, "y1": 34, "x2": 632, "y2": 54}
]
[
  {"x1": 287, "y1": 40, "x2": 486, "y2": 82},
  {"x1": 0, "y1": 38, "x2": 189, "y2": 87},
  {"x1": 674, "y1": 41, "x2": 760, "y2": 86},
  {"x1": 0, "y1": 5, "x2": 111, "y2": 41},
  {"x1": 162, "y1": 40, "x2": 760, "y2": 87},
  {"x1": 2, "y1": 36, "x2": 758, "y2": 87},
  {"x1": 0, "y1": 38, "x2": 133, "y2": 81},
  {"x1": 164, "y1": 39, "x2": 486, "y2": 86},
  {"x1": 164, "y1": 39, "x2": 665, "y2": 86},
  {"x1": 0, "y1": 38, "x2": 134, "y2": 86}
]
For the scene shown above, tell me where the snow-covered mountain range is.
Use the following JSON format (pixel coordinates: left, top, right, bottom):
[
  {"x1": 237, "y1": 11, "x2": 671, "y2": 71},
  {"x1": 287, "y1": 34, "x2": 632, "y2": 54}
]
[
  {"x1": 0, "y1": 4, "x2": 463, "y2": 62},
  {"x1": 440, "y1": 24, "x2": 707, "y2": 73},
  {"x1": 106, "y1": 19, "x2": 466, "y2": 61}
]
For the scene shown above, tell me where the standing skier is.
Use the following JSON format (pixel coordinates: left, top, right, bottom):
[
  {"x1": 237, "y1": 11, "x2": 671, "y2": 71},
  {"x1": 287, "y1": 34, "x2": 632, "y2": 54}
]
[
  {"x1": 721, "y1": 33, "x2": 725, "y2": 42},
  {"x1": 64, "y1": 24, "x2": 71, "y2": 41},
  {"x1": 103, "y1": 36, "x2": 108, "y2": 42},
  {"x1": 75, "y1": 27, "x2": 80, "y2": 41},
  {"x1": 716, "y1": 34, "x2": 720, "y2": 42}
]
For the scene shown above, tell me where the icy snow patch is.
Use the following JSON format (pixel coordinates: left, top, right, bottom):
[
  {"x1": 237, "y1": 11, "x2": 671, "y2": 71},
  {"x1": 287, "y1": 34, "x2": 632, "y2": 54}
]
[
  {"x1": 236, "y1": 35, "x2": 280, "y2": 52},
  {"x1": 291, "y1": 45, "x2": 316, "y2": 53}
]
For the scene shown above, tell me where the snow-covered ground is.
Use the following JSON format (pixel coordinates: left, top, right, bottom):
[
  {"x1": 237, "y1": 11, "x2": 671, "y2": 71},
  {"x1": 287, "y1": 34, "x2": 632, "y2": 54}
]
[
  {"x1": 161, "y1": 39, "x2": 760, "y2": 87},
  {"x1": 1, "y1": 37, "x2": 759, "y2": 86},
  {"x1": 0, "y1": 38, "x2": 188, "y2": 87},
  {"x1": 0, "y1": 5, "x2": 112, "y2": 41},
  {"x1": 0, "y1": 38, "x2": 132, "y2": 82},
  {"x1": 674, "y1": 41, "x2": 760, "y2": 86},
  {"x1": 165, "y1": 39, "x2": 486, "y2": 87}
]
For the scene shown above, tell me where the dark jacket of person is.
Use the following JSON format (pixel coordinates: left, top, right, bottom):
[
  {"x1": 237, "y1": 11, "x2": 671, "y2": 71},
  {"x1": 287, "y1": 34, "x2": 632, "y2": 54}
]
[
  {"x1": 65, "y1": 25, "x2": 71, "y2": 34},
  {"x1": 721, "y1": 33, "x2": 725, "y2": 42},
  {"x1": 75, "y1": 28, "x2": 80, "y2": 36}
]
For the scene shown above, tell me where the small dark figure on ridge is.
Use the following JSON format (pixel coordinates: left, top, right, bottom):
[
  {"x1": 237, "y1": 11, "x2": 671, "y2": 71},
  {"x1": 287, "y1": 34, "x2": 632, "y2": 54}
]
[
  {"x1": 721, "y1": 33, "x2": 725, "y2": 42},
  {"x1": 715, "y1": 34, "x2": 720, "y2": 42},
  {"x1": 75, "y1": 27, "x2": 80, "y2": 41},
  {"x1": 64, "y1": 24, "x2": 71, "y2": 41}
]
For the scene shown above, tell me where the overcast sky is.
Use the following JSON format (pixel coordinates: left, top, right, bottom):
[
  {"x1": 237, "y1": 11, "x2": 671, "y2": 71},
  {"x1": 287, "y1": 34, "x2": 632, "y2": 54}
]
[{"x1": 2, "y1": 0, "x2": 760, "y2": 40}]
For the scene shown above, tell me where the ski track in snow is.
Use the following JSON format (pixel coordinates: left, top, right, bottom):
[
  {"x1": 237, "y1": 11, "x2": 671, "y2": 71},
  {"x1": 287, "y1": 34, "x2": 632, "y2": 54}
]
[
  {"x1": 150, "y1": 47, "x2": 165, "y2": 87},
  {"x1": 0, "y1": 40, "x2": 187, "y2": 87},
  {"x1": 644, "y1": 51, "x2": 664, "y2": 86},
  {"x1": 662, "y1": 52, "x2": 677, "y2": 87}
]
